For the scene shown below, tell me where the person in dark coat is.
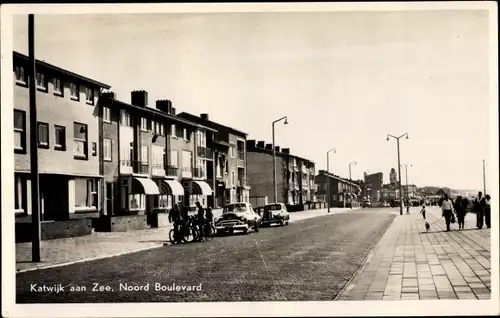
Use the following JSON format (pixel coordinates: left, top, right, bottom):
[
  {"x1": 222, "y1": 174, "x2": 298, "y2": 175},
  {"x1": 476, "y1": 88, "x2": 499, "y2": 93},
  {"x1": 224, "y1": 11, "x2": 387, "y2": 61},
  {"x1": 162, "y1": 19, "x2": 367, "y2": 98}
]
[
  {"x1": 454, "y1": 196, "x2": 466, "y2": 230},
  {"x1": 169, "y1": 204, "x2": 182, "y2": 243},
  {"x1": 474, "y1": 191, "x2": 486, "y2": 229},
  {"x1": 484, "y1": 194, "x2": 491, "y2": 228},
  {"x1": 195, "y1": 201, "x2": 205, "y2": 240}
]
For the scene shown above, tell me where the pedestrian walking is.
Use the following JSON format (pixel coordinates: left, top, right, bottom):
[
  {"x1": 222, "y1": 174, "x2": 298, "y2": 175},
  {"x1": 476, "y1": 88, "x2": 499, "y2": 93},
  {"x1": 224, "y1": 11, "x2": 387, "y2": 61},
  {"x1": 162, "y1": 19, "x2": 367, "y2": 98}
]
[
  {"x1": 474, "y1": 191, "x2": 486, "y2": 229},
  {"x1": 454, "y1": 196, "x2": 467, "y2": 230},
  {"x1": 484, "y1": 194, "x2": 491, "y2": 228},
  {"x1": 441, "y1": 193, "x2": 454, "y2": 232},
  {"x1": 420, "y1": 205, "x2": 427, "y2": 220},
  {"x1": 406, "y1": 199, "x2": 410, "y2": 215}
]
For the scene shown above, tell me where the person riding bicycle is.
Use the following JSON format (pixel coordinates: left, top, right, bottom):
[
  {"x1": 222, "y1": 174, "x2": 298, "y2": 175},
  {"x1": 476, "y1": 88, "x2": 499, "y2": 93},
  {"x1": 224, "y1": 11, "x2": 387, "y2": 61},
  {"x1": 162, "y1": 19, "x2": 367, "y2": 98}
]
[
  {"x1": 168, "y1": 204, "x2": 183, "y2": 244},
  {"x1": 195, "y1": 201, "x2": 205, "y2": 241}
]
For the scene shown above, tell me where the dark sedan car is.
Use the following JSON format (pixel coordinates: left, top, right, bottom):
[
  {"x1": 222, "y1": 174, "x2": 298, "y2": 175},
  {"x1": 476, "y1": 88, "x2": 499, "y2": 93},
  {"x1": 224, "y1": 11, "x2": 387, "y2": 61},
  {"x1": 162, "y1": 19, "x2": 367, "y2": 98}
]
[{"x1": 261, "y1": 203, "x2": 290, "y2": 227}]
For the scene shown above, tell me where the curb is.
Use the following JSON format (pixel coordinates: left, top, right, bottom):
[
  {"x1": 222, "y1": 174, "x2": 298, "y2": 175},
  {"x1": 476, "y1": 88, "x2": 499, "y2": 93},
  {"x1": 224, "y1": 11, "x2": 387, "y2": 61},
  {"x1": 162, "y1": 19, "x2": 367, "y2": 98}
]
[
  {"x1": 334, "y1": 214, "x2": 398, "y2": 300},
  {"x1": 16, "y1": 244, "x2": 166, "y2": 274}
]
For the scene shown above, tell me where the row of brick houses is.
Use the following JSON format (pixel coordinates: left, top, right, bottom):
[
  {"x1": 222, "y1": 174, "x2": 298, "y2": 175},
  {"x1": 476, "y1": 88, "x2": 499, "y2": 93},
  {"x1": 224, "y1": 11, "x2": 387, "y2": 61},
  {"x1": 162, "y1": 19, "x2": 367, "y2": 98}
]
[
  {"x1": 314, "y1": 170, "x2": 362, "y2": 208},
  {"x1": 12, "y1": 51, "x2": 325, "y2": 241}
]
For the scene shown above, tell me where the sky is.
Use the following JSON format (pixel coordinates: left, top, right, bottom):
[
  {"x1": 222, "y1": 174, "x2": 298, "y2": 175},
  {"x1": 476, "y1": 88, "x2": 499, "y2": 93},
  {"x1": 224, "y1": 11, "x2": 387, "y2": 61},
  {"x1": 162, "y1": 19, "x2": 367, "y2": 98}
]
[{"x1": 12, "y1": 9, "x2": 492, "y2": 190}]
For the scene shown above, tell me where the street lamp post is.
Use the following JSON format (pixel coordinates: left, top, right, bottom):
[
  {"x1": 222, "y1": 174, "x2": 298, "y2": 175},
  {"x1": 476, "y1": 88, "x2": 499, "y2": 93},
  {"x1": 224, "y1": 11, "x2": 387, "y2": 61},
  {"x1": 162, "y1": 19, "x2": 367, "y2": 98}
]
[
  {"x1": 349, "y1": 161, "x2": 357, "y2": 209},
  {"x1": 272, "y1": 116, "x2": 288, "y2": 203},
  {"x1": 326, "y1": 148, "x2": 336, "y2": 213},
  {"x1": 387, "y1": 133, "x2": 409, "y2": 216},
  {"x1": 482, "y1": 159, "x2": 486, "y2": 195},
  {"x1": 402, "y1": 164, "x2": 412, "y2": 200}
]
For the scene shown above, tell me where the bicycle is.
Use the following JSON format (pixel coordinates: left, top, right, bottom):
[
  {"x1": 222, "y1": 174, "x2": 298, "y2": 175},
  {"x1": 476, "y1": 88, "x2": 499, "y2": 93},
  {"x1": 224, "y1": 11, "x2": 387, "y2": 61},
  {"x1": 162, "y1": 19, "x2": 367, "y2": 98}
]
[
  {"x1": 169, "y1": 217, "x2": 198, "y2": 244},
  {"x1": 200, "y1": 220, "x2": 215, "y2": 241}
]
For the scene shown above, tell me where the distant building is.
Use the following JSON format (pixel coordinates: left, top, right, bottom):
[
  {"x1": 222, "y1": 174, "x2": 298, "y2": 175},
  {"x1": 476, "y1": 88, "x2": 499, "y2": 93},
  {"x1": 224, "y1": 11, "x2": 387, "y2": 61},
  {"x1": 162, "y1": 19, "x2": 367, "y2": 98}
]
[
  {"x1": 381, "y1": 184, "x2": 400, "y2": 201},
  {"x1": 315, "y1": 171, "x2": 361, "y2": 207},
  {"x1": 402, "y1": 184, "x2": 418, "y2": 199},
  {"x1": 246, "y1": 141, "x2": 316, "y2": 206},
  {"x1": 389, "y1": 168, "x2": 398, "y2": 186},
  {"x1": 364, "y1": 172, "x2": 383, "y2": 201}
]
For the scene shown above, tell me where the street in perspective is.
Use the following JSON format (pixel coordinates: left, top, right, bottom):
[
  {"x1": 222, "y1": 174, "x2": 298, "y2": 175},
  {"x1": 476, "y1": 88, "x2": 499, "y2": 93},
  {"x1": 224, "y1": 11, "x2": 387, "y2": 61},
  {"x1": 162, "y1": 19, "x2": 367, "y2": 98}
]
[{"x1": 3, "y1": 4, "x2": 495, "y2": 310}]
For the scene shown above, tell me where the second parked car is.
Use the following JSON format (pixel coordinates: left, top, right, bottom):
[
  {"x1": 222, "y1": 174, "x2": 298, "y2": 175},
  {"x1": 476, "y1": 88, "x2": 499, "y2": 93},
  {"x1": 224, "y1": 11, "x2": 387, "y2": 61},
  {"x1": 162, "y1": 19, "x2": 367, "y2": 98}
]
[
  {"x1": 214, "y1": 202, "x2": 262, "y2": 235},
  {"x1": 261, "y1": 203, "x2": 290, "y2": 227}
]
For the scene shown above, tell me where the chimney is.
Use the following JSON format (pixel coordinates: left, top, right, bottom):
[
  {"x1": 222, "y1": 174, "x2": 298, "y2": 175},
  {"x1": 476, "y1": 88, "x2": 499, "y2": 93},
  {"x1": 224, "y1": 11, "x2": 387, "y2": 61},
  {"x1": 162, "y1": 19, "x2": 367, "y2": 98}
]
[
  {"x1": 200, "y1": 113, "x2": 209, "y2": 120},
  {"x1": 265, "y1": 143, "x2": 273, "y2": 150},
  {"x1": 275, "y1": 146, "x2": 280, "y2": 153},
  {"x1": 171, "y1": 107, "x2": 176, "y2": 115},
  {"x1": 100, "y1": 91, "x2": 116, "y2": 100},
  {"x1": 281, "y1": 148, "x2": 290, "y2": 154},
  {"x1": 246, "y1": 140, "x2": 256, "y2": 148},
  {"x1": 131, "y1": 90, "x2": 148, "y2": 107},
  {"x1": 257, "y1": 141, "x2": 265, "y2": 148},
  {"x1": 156, "y1": 100, "x2": 171, "y2": 114}
]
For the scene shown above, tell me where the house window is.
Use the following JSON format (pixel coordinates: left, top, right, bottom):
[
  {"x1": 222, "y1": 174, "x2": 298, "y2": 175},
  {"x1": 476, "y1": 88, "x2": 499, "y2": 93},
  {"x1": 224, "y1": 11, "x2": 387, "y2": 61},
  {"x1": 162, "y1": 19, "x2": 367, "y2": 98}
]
[
  {"x1": 14, "y1": 110, "x2": 26, "y2": 152},
  {"x1": 103, "y1": 138, "x2": 112, "y2": 161},
  {"x1": 70, "y1": 82, "x2": 80, "y2": 100},
  {"x1": 183, "y1": 128, "x2": 188, "y2": 140},
  {"x1": 171, "y1": 124, "x2": 177, "y2": 137},
  {"x1": 141, "y1": 117, "x2": 148, "y2": 131},
  {"x1": 37, "y1": 122, "x2": 49, "y2": 148},
  {"x1": 73, "y1": 122, "x2": 88, "y2": 159},
  {"x1": 230, "y1": 143, "x2": 235, "y2": 158},
  {"x1": 152, "y1": 145, "x2": 164, "y2": 171},
  {"x1": 154, "y1": 121, "x2": 161, "y2": 134},
  {"x1": 54, "y1": 125, "x2": 66, "y2": 150},
  {"x1": 103, "y1": 106, "x2": 111, "y2": 123},
  {"x1": 225, "y1": 160, "x2": 229, "y2": 174},
  {"x1": 232, "y1": 171, "x2": 235, "y2": 186},
  {"x1": 85, "y1": 87, "x2": 94, "y2": 104},
  {"x1": 158, "y1": 194, "x2": 171, "y2": 209},
  {"x1": 159, "y1": 123, "x2": 165, "y2": 135},
  {"x1": 35, "y1": 72, "x2": 47, "y2": 91},
  {"x1": 53, "y1": 78, "x2": 63, "y2": 96},
  {"x1": 169, "y1": 150, "x2": 178, "y2": 167},
  {"x1": 129, "y1": 193, "x2": 146, "y2": 210},
  {"x1": 75, "y1": 178, "x2": 97, "y2": 210},
  {"x1": 140, "y1": 145, "x2": 149, "y2": 173},
  {"x1": 14, "y1": 175, "x2": 24, "y2": 213},
  {"x1": 120, "y1": 109, "x2": 131, "y2": 126},
  {"x1": 15, "y1": 65, "x2": 26, "y2": 84}
]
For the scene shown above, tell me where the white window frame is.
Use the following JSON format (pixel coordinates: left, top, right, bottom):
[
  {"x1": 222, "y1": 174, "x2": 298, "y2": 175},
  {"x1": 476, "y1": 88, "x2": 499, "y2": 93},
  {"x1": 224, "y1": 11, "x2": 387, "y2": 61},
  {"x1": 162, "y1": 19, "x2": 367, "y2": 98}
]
[
  {"x1": 232, "y1": 171, "x2": 235, "y2": 186},
  {"x1": 35, "y1": 72, "x2": 47, "y2": 91},
  {"x1": 85, "y1": 87, "x2": 94, "y2": 104},
  {"x1": 230, "y1": 143, "x2": 235, "y2": 158},
  {"x1": 14, "y1": 175, "x2": 24, "y2": 213},
  {"x1": 75, "y1": 178, "x2": 97, "y2": 211},
  {"x1": 141, "y1": 117, "x2": 148, "y2": 131},
  {"x1": 15, "y1": 65, "x2": 26, "y2": 84},
  {"x1": 152, "y1": 145, "x2": 164, "y2": 171},
  {"x1": 103, "y1": 106, "x2": 111, "y2": 123},
  {"x1": 141, "y1": 145, "x2": 149, "y2": 165},
  {"x1": 73, "y1": 122, "x2": 88, "y2": 158},
  {"x1": 37, "y1": 122, "x2": 49, "y2": 147},
  {"x1": 120, "y1": 109, "x2": 131, "y2": 127},
  {"x1": 53, "y1": 77, "x2": 63, "y2": 96},
  {"x1": 169, "y1": 150, "x2": 178, "y2": 167},
  {"x1": 183, "y1": 128, "x2": 188, "y2": 141},
  {"x1": 103, "y1": 138, "x2": 112, "y2": 161},
  {"x1": 129, "y1": 193, "x2": 146, "y2": 211},
  {"x1": 70, "y1": 82, "x2": 80, "y2": 100},
  {"x1": 54, "y1": 125, "x2": 66, "y2": 149},
  {"x1": 14, "y1": 110, "x2": 25, "y2": 151},
  {"x1": 159, "y1": 123, "x2": 165, "y2": 135},
  {"x1": 171, "y1": 124, "x2": 177, "y2": 138}
]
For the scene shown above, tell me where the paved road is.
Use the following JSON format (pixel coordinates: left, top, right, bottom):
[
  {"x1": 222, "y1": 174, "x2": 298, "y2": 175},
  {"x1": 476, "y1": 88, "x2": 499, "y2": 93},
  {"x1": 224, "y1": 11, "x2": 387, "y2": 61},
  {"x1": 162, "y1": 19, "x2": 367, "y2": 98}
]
[{"x1": 17, "y1": 208, "x2": 396, "y2": 303}]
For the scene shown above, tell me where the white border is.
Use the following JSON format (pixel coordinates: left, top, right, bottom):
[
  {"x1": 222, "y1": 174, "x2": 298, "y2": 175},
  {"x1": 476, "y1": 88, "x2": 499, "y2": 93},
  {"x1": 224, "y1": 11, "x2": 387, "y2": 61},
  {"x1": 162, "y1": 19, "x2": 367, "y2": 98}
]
[{"x1": 1, "y1": 2, "x2": 498, "y2": 317}]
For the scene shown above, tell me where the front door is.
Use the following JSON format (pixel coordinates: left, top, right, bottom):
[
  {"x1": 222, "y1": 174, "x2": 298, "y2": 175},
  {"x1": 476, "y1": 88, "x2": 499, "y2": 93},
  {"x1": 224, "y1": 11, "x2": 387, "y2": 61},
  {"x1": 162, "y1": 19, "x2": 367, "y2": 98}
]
[{"x1": 105, "y1": 182, "x2": 114, "y2": 216}]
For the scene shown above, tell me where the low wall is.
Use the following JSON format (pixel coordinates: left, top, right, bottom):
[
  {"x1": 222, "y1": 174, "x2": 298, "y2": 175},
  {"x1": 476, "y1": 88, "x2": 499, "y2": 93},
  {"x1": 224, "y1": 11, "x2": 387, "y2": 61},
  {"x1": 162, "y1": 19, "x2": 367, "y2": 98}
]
[
  {"x1": 15, "y1": 219, "x2": 92, "y2": 243},
  {"x1": 94, "y1": 215, "x2": 149, "y2": 232}
]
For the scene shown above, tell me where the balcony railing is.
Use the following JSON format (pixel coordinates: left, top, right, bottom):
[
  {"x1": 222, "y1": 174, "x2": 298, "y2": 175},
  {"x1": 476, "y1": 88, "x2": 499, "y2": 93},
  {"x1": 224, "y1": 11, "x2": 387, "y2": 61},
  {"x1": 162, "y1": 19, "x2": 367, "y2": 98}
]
[
  {"x1": 136, "y1": 163, "x2": 149, "y2": 175},
  {"x1": 151, "y1": 164, "x2": 166, "y2": 177},
  {"x1": 166, "y1": 166, "x2": 178, "y2": 177},
  {"x1": 237, "y1": 177, "x2": 249, "y2": 187},
  {"x1": 181, "y1": 166, "x2": 192, "y2": 179},
  {"x1": 193, "y1": 167, "x2": 206, "y2": 179},
  {"x1": 120, "y1": 159, "x2": 133, "y2": 174},
  {"x1": 197, "y1": 146, "x2": 214, "y2": 159},
  {"x1": 120, "y1": 159, "x2": 149, "y2": 175}
]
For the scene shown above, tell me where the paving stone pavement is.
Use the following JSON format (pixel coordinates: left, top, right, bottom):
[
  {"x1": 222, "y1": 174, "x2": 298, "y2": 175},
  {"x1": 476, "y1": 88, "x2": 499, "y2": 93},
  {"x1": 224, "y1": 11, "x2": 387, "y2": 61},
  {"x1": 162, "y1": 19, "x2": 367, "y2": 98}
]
[
  {"x1": 15, "y1": 207, "x2": 359, "y2": 273},
  {"x1": 338, "y1": 206, "x2": 491, "y2": 300}
]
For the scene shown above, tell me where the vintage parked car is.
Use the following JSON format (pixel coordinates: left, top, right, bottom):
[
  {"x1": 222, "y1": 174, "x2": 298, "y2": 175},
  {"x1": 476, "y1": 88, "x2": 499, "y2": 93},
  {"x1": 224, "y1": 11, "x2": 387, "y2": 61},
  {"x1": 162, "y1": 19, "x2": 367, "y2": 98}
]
[
  {"x1": 381, "y1": 201, "x2": 390, "y2": 207},
  {"x1": 261, "y1": 203, "x2": 290, "y2": 227},
  {"x1": 362, "y1": 200, "x2": 372, "y2": 208},
  {"x1": 214, "y1": 202, "x2": 262, "y2": 235}
]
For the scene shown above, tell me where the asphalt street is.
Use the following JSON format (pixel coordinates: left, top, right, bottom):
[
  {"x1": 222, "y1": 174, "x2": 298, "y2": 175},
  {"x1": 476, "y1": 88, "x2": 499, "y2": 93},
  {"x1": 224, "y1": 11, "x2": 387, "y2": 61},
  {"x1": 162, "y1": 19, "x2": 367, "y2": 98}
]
[{"x1": 17, "y1": 208, "x2": 396, "y2": 302}]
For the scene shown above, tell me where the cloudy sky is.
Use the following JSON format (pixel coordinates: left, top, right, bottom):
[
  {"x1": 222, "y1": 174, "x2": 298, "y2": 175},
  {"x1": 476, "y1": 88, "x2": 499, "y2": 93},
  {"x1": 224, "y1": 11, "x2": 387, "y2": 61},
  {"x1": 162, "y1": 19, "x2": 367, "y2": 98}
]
[{"x1": 12, "y1": 9, "x2": 492, "y2": 190}]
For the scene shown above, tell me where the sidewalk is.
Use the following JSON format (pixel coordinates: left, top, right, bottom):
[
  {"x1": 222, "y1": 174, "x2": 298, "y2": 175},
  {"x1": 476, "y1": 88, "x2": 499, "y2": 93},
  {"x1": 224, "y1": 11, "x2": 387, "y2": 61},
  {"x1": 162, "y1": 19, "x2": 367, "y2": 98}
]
[
  {"x1": 16, "y1": 207, "x2": 359, "y2": 273},
  {"x1": 337, "y1": 206, "x2": 491, "y2": 300}
]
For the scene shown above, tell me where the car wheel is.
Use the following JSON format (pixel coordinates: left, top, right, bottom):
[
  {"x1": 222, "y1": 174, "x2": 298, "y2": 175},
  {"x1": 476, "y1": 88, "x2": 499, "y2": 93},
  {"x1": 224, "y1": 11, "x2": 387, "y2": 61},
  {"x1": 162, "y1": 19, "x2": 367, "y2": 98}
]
[{"x1": 254, "y1": 220, "x2": 260, "y2": 232}]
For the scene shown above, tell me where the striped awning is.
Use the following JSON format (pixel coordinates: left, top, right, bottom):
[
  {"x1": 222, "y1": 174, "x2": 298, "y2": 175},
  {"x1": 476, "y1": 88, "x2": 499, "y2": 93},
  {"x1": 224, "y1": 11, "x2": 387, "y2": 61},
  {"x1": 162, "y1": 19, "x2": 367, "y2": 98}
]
[
  {"x1": 191, "y1": 181, "x2": 213, "y2": 195},
  {"x1": 160, "y1": 180, "x2": 185, "y2": 196},
  {"x1": 132, "y1": 177, "x2": 160, "y2": 195}
]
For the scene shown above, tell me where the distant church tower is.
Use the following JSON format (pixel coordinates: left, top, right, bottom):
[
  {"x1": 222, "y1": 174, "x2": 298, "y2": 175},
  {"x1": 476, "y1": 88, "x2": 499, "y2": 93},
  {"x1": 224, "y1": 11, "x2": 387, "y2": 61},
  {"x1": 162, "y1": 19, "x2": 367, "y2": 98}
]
[{"x1": 390, "y1": 168, "x2": 398, "y2": 186}]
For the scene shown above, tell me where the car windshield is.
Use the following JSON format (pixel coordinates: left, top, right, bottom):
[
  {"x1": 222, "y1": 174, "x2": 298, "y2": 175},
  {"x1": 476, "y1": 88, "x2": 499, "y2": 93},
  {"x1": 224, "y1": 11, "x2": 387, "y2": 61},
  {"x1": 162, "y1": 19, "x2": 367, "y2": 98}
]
[
  {"x1": 264, "y1": 204, "x2": 282, "y2": 212},
  {"x1": 223, "y1": 204, "x2": 247, "y2": 213}
]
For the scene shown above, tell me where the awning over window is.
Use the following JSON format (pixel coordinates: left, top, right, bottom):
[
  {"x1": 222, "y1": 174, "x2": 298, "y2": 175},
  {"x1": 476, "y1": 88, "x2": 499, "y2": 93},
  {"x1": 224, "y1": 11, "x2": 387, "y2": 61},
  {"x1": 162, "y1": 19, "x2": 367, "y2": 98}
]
[
  {"x1": 161, "y1": 180, "x2": 185, "y2": 196},
  {"x1": 132, "y1": 177, "x2": 160, "y2": 195},
  {"x1": 191, "y1": 180, "x2": 213, "y2": 195}
]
